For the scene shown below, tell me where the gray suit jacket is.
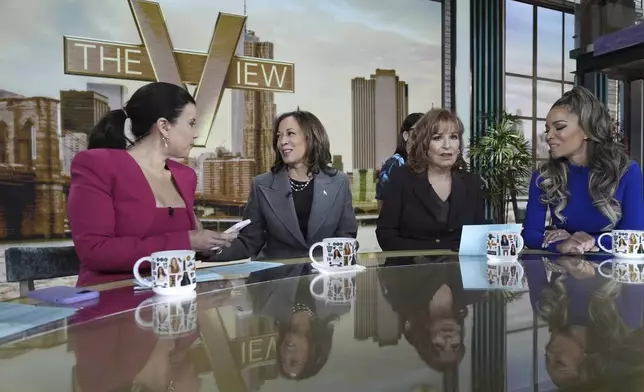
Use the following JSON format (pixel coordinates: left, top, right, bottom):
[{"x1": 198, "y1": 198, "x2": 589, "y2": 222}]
[{"x1": 212, "y1": 168, "x2": 357, "y2": 261}]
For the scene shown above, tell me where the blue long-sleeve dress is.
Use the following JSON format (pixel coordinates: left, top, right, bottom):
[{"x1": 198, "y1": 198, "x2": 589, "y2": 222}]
[{"x1": 522, "y1": 161, "x2": 644, "y2": 252}]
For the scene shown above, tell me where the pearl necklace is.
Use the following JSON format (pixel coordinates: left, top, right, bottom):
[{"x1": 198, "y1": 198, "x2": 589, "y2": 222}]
[
  {"x1": 292, "y1": 303, "x2": 316, "y2": 319},
  {"x1": 289, "y1": 177, "x2": 312, "y2": 192}
]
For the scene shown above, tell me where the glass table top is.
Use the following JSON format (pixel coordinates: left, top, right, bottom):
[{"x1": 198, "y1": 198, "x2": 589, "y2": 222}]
[{"x1": 1, "y1": 251, "x2": 644, "y2": 391}]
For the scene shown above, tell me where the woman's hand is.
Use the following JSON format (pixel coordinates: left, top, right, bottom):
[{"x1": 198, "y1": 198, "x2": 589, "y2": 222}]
[
  {"x1": 189, "y1": 230, "x2": 237, "y2": 252},
  {"x1": 555, "y1": 231, "x2": 598, "y2": 254},
  {"x1": 542, "y1": 229, "x2": 571, "y2": 248}
]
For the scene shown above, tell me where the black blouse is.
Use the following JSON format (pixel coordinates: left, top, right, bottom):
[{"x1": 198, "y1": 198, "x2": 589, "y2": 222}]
[{"x1": 291, "y1": 179, "x2": 315, "y2": 239}]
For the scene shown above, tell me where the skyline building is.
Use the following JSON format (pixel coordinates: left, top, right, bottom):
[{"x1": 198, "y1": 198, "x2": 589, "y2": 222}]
[
  {"x1": 351, "y1": 69, "x2": 408, "y2": 170},
  {"x1": 230, "y1": 31, "x2": 248, "y2": 156},
  {"x1": 60, "y1": 90, "x2": 109, "y2": 136},
  {"x1": 354, "y1": 261, "x2": 402, "y2": 345},
  {"x1": 332, "y1": 154, "x2": 344, "y2": 172},
  {"x1": 0, "y1": 95, "x2": 66, "y2": 239},
  {"x1": 86, "y1": 83, "x2": 128, "y2": 112},
  {"x1": 241, "y1": 30, "x2": 277, "y2": 175},
  {"x1": 201, "y1": 157, "x2": 255, "y2": 201},
  {"x1": 61, "y1": 131, "x2": 87, "y2": 175}
]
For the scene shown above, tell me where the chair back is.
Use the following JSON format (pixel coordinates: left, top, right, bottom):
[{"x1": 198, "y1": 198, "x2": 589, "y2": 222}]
[{"x1": 4, "y1": 246, "x2": 80, "y2": 296}]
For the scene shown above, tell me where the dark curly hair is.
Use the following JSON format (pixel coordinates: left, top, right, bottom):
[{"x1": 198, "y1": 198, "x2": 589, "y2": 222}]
[{"x1": 271, "y1": 110, "x2": 336, "y2": 176}]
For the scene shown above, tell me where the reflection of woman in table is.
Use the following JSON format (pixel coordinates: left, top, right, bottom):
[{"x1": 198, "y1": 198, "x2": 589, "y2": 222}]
[
  {"x1": 70, "y1": 288, "x2": 201, "y2": 392},
  {"x1": 248, "y1": 264, "x2": 348, "y2": 380},
  {"x1": 379, "y1": 256, "x2": 485, "y2": 373},
  {"x1": 524, "y1": 254, "x2": 644, "y2": 389}
]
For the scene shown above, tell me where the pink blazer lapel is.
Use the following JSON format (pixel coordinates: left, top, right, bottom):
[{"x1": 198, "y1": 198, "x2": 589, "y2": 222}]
[{"x1": 166, "y1": 159, "x2": 197, "y2": 229}]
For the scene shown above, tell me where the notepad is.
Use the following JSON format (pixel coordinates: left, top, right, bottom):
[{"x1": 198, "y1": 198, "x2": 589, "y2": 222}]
[
  {"x1": 203, "y1": 261, "x2": 283, "y2": 276},
  {"x1": 0, "y1": 302, "x2": 77, "y2": 341},
  {"x1": 196, "y1": 258, "x2": 250, "y2": 270},
  {"x1": 196, "y1": 270, "x2": 223, "y2": 283}
]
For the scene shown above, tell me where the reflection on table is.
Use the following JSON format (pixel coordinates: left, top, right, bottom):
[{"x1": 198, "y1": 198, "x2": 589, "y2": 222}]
[{"x1": 0, "y1": 250, "x2": 644, "y2": 391}]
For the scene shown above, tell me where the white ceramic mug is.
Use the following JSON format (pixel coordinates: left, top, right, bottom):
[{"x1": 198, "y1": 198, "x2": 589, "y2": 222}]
[
  {"x1": 486, "y1": 231, "x2": 524, "y2": 259},
  {"x1": 598, "y1": 258, "x2": 644, "y2": 283},
  {"x1": 598, "y1": 230, "x2": 644, "y2": 259},
  {"x1": 309, "y1": 273, "x2": 357, "y2": 304},
  {"x1": 309, "y1": 237, "x2": 359, "y2": 272},
  {"x1": 486, "y1": 260, "x2": 524, "y2": 290},
  {"x1": 133, "y1": 250, "x2": 197, "y2": 296},
  {"x1": 134, "y1": 295, "x2": 198, "y2": 338}
]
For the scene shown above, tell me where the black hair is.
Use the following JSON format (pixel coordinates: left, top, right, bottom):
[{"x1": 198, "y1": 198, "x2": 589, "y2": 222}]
[
  {"x1": 394, "y1": 112, "x2": 424, "y2": 160},
  {"x1": 271, "y1": 110, "x2": 337, "y2": 176},
  {"x1": 88, "y1": 82, "x2": 195, "y2": 149}
]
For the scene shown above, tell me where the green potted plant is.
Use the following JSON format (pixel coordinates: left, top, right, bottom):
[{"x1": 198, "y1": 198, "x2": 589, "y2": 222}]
[{"x1": 468, "y1": 110, "x2": 533, "y2": 224}]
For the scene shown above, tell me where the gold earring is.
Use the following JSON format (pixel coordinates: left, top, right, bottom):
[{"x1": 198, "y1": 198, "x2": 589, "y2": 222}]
[{"x1": 163, "y1": 136, "x2": 169, "y2": 148}]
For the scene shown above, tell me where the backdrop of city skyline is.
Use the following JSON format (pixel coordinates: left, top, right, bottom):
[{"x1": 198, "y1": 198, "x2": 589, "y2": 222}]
[{"x1": 0, "y1": 0, "x2": 443, "y2": 172}]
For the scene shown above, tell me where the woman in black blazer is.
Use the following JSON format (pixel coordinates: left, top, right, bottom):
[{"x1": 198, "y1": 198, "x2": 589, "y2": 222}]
[{"x1": 376, "y1": 108, "x2": 486, "y2": 251}]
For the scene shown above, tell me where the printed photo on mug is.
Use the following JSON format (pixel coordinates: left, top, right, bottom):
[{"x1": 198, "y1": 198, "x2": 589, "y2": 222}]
[
  {"x1": 135, "y1": 296, "x2": 198, "y2": 338},
  {"x1": 309, "y1": 273, "x2": 357, "y2": 304},
  {"x1": 598, "y1": 230, "x2": 644, "y2": 259},
  {"x1": 309, "y1": 237, "x2": 361, "y2": 273},
  {"x1": 133, "y1": 250, "x2": 197, "y2": 296},
  {"x1": 486, "y1": 231, "x2": 524, "y2": 259},
  {"x1": 486, "y1": 261, "x2": 524, "y2": 289},
  {"x1": 599, "y1": 258, "x2": 644, "y2": 283}
]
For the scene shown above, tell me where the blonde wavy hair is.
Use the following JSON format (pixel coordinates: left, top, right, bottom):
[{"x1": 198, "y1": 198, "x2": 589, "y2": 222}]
[
  {"x1": 537, "y1": 86, "x2": 630, "y2": 230},
  {"x1": 538, "y1": 275, "x2": 628, "y2": 385}
]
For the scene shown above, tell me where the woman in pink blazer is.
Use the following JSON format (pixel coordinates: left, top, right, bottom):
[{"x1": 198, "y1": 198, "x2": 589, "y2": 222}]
[{"x1": 68, "y1": 82, "x2": 235, "y2": 286}]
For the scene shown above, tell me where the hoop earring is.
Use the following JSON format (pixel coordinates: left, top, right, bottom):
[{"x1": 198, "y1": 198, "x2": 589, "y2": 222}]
[{"x1": 162, "y1": 136, "x2": 169, "y2": 149}]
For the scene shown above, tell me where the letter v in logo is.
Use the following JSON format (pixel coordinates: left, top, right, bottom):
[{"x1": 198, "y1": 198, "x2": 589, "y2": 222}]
[{"x1": 128, "y1": 0, "x2": 245, "y2": 147}]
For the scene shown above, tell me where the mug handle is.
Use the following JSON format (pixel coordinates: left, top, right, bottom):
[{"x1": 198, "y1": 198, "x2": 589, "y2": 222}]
[
  {"x1": 134, "y1": 299, "x2": 154, "y2": 328},
  {"x1": 597, "y1": 233, "x2": 612, "y2": 253},
  {"x1": 598, "y1": 260, "x2": 613, "y2": 278},
  {"x1": 309, "y1": 274, "x2": 326, "y2": 299},
  {"x1": 308, "y1": 242, "x2": 325, "y2": 268},
  {"x1": 516, "y1": 235, "x2": 525, "y2": 253},
  {"x1": 133, "y1": 257, "x2": 154, "y2": 288},
  {"x1": 515, "y1": 263, "x2": 525, "y2": 279}
]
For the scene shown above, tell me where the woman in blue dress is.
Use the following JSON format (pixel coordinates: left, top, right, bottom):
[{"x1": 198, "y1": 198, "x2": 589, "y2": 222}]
[
  {"x1": 376, "y1": 112, "x2": 424, "y2": 209},
  {"x1": 522, "y1": 86, "x2": 644, "y2": 254}
]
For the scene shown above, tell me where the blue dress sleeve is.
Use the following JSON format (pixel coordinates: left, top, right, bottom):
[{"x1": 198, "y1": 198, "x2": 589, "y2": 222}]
[
  {"x1": 615, "y1": 161, "x2": 644, "y2": 230},
  {"x1": 521, "y1": 170, "x2": 561, "y2": 252},
  {"x1": 376, "y1": 156, "x2": 403, "y2": 201}
]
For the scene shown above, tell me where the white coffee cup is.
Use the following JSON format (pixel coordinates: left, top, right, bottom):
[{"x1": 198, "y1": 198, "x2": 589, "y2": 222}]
[
  {"x1": 598, "y1": 258, "x2": 644, "y2": 283},
  {"x1": 309, "y1": 273, "x2": 357, "y2": 304},
  {"x1": 597, "y1": 230, "x2": 644, "y2": 259},
  {"x1": 134, "y1": 295, "x2": 198, "y2": 338},
  {"x1": 309, "y1": 237, "x2": 359, "y2": 272},
  {"x1": 486, "y1": 260, "x2": 524, "y2": 290},
  {"x1": 133, "y1": 250, "x2": 197, "y2": 296},
  {"x1": 486, "y1": 231, "x2": 524, "y2": 259}
]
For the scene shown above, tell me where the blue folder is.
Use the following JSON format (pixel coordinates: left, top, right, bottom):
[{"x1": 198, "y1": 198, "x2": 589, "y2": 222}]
[{"x1": 0, "y1": 302, "x2": 77, "y2": 341}]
